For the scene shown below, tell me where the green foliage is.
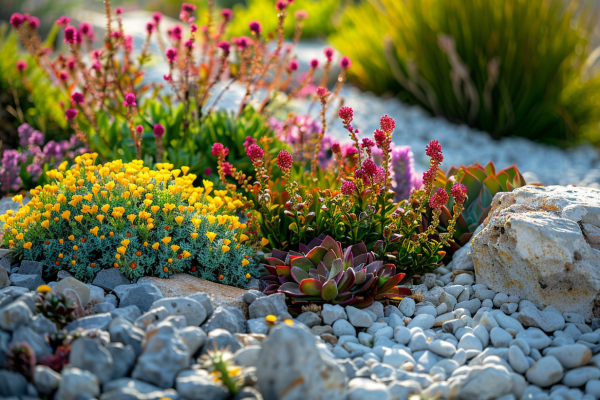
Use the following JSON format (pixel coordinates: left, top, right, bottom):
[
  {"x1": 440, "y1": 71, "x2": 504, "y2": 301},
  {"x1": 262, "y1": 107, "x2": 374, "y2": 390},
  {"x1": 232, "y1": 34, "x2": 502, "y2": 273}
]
[
  {"x1": 331, "y1": 0, "x2": 600, "y2": 146},
  {"x1": 228, "y1": 0, "x2": 341, "y2": 39},
  {"x1": 259, "y1": 235, "x2": 411, "y2": 311},
  {"x1": 35, "y1": 291, "x2": 77, "y2": 329}
]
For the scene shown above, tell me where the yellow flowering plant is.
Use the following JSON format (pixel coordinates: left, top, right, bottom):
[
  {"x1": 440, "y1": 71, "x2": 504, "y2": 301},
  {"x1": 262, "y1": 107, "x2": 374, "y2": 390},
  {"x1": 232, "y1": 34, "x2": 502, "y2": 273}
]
[{"x1": 1, "y1": 153, "x2": 256, "y2": 288}]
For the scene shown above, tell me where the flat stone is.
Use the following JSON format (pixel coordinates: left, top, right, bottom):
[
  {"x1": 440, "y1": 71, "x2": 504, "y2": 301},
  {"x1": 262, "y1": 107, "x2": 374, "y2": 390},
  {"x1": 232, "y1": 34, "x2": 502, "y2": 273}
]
[
  {"x1": 108, "y1": 319, "x2": 145, "y2": 356},
  {"x1": 454, "y1": 273, "x2": 474, "y2": 286},
  {"x1": 546, "y1": 344, "x2": 593, "y2": 369},
  {"x1": 112, "y1": 305, "x2": 142, "y2": 323},
  {"x1": 242, "y1": 289, "x2": 266, "y2": 305},
  {"x1": 0, "y1": 370, "x2": 28, "y2": 397},
  {"x1": 201, "y1": 306, "x2": 247, "y2": 333},
  {"x1": 322, "y1": 304, "x2": 347, "y2": 325},
  {"x1": 0, "y1": 299, "x2": 33, "y2": 331},
  {"x1": 66, "y1": 313, "x2": 112, "y2": 332},
  {"x1": 526, "y1": 356, "x2": 564, "y2": 387},
  {"x1": 346, "y1": 306, "x2": 374, "y2": 328},
  {"x1": 248, "y1": 293, "x2": 288, "y2": 319},
  {"x1": 55, "y1": 277, "x2": 91, "y2": 307},
  {"x1": 517, "y1": 306, "x2": 566, "y2": 332},
  {"x1": 55, "y1": 367, "x2": 100, "y2": 400},
  {"x1": 9, "y1": 325, "x2": 52, "y2": 358},
  {"x1": 33, "y1": 365, "x2": 61, "y2": 396},
  {"x1": 114, "y1": 283, "x2": 163, "y2": 312},
  {"x1": 399, "y1": 297, "x2": 416, "y2": 317},
  {"x1": 347, "y1": 378, "x2": 390, "y2": 400},
  {"x1": 472, "y1": 186, "x2": 600, "y2": 318},
  {"x1": 428, "y1": 340, "x2": 456, "y2": 358},
  {"x1": 9, "y1": 273, "x2": 45, "y2": 291},
  {"x1": 152, "y1": 297, "x2": 207, "y2": 326},
  {"x1": 407, "y1": 314, "x2": 435, "y2": 330},
  {"x1": 296, "y1": 311, "x2": 322, "y2": 328},
  {"x1": 92, "y1": 268, "x2": 130, "y2": 291},
  {"x1": 18, "y1": 260, "x2": 43, "y2": 277},
  {"x1": 490, "y1": 327, "x2": 513, "y2": 348},
  {"x1": 69, "y1": 337, "x2": 113, "y2": 384},
  {"x1": 176, "y1": 369, "x2": 229, "y2": 400},
  {"x1": 333, "y1": 319, "x2": 357, "y2": 337},
  {"x1": 562, "y1": 366, "x2": 600, "y2": 387}
]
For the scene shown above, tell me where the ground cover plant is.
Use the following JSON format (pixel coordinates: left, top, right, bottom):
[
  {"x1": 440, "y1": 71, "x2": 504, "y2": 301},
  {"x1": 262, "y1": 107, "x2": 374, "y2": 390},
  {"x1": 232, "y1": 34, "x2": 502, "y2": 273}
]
[
  {"x1": 1, "y1": 152, "x2": 256, "y2": 287},
  {"x1": 331, "y1": 0, "x2": 600, "y2": 146}
]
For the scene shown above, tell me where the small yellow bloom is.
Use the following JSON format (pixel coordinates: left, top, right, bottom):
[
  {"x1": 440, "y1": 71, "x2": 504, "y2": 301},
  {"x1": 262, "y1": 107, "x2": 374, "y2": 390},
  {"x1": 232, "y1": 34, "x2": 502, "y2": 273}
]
[
  {"x1": 171, "y1": 245, "x2": 180, "y2": 252},
  {"x1": 242, "y1": 259, "x2": 250, "y2": 267},
  {"x1": 152, "y1": 242, "x2": 160, "y2": 250},
  {"x1": 265, "y1": 315, "x2": 277, "y2": 323},
  {"x1": 206, "y1": 232, "x2": 217, "y2": 243},
  {"x1": 261, "y1": 237, "x2": 270, "y2": 247},
  {"x1": 127, "y1": 214, "x2": 136, "y2": 224},
  {"x1": 16, "y1": 233, "x2": 24, "y2": 240},
  {"x1": 239, "y1": 234, "x2": 249, "y2": 242},
  {"x1": 246, "y1": 273, "x2": 251, "y2": 279},
  {"x1": 190, "y1": 232, "x2": 198, "y2": 240},
  {"x1": 37, "y1": 285, "x2": 52, "y2": 293},
  {"x1": 73, "y1": 245, "x2": 78, "y2": 251},
  {"x1": 223, "y1": 239, "x2": 231, "y2": 246},
  {"x1": 101, "y1": 204, "x2": 110, "y2": 213},
  {"x1": 62, "y1": 210, "x2": 71, "y2": 220},
  {"x1": 161, "y1": 237, "x2": 172, "y2": 245},
  {"x1": 175, "y1": 216, "x2": 184, "y2": 225},
  {"x1": 221, "y1": 245, "x2": 230, "y2": 254},
  {"x1": 115, "y1": 254, "x2": 121, "y2": 260},
  {"x1": 74, "y1": 215, "x2": 83, "y2": 223},
  {"x1": 207, "y1": 215, "x2": 217, "y2": 225},
  {"x1": 96, "y1": 215, "x2": 105, "y2": 223},
  {"x1": 68, "y1": 235, "x2": 75, "y2": 241},
  {"x1": 41, "y1": 220, "x2": 50, "y2": 229},
  {"x1": 23, "y1": 242, "x2": 33, "y2": 250},
  {"x1": 90, "y1": 226, "x2": 99, "y2": 236},
  {"x1": 151, "y1": 205, "x2": 160, "y2": 213},
  {"x1": 284, "y1": 319, "x2": 294, "y2": 326},
  {"x1": 183, "y1": 250, "x2": 191, "y2": 258},
  {"x1": 117, "y1": 246, "x2": 127, "y2": 255},
  {"x1": 121, "y1": 239, "x2": 130, "y2": 246}
]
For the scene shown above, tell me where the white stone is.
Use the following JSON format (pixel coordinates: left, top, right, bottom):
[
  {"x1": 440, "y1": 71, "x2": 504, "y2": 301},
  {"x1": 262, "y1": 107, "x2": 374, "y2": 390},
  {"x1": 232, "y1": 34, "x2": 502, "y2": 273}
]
[
  {"x1": 333, "y1": 319, "x2": 356, "y2": 337},
  {"x1": 452, "y1": 244, "x2": 475, "y2": 272},
  {"x1": 458, "y1": 333, "x2": 483, "y2": 352},
  {"x1": 399, "y1": 297, "x2": 416, "y2": 317},
  {"x1": 472, "y1": 186, "x2": 600, "y2": 319},
  {"x1": 491, "y1": 328, "x2": 514, "y2": 348},
  {"x1": 508, "y1": 345, "x2": 529, "y2": 374},
  {"x1": 55, "y1": 367, "x2": 99, "y2": 400},
  {"x1": 493, "y1": 311, "x2": 525, "y2": 333},
  {"x1": 151, "y1": 297, "x2": 207, "y2": 326},
  {"x1": 563, "y1": 367, "x2": 600, "y2": 388},
  {"x1": 518, "y1": 307, "x2": 566, "y2": 332},
  {"x1": 585, "y1": 380, "x2": 600, "y2": 399},
  {"x1": 322, "y1": 304, "x2": 347, "y2": 325},
  {"x1": 347, "y1": 378, "x2": 390, "y2": 400},
  {"x1": 346, "y1": 306, "x2": 373, "y2": 328},
  {"x1": 526, "y1": 356, "x2": 564, "y2": 388},
  {"x1": 382, "y1": 348, "x2": 416, "y2": 368},
  {"x1": 473, "y1": 325, "x2": 490, "y2": 348},
  {"x1": 482, "y1": 299, "x2": 494, "y2": 308},
  {"x1": 516, "y1": 328, "x2": 552, "y2": 350},
  {"x1": 546, "y1": 344, "x2": 592, "y2": 369},
  {"x1": 501, "y1": 303, "x2": 519, "y2": 315},
  {"x1": 428, "y1": 340, "x2": 456, "y2": 358},
  {"x1": 494, "y1": 293, "x2": 510, "y2": 308},
  {"x1": 393, "y1": 326, "x2": 411, "y2": 345},
  {"x1": 454, "y1": 274, "x2": 474, "y2": 286},
  {"x1": 447, "y1": 364, "x2": 515, "y2": 400},
  {"x1": 407, "y1": 314, "x2": 435, "y2": 330}
]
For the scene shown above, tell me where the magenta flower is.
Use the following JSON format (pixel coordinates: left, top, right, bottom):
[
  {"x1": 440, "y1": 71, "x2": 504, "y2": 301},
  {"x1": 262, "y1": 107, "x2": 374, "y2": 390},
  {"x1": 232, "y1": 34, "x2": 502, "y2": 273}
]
[
  {"x1": 71, "y1": 92, "x2": 84, "y2": 104},
  {"x1": 136, "y1": 125, "x2": 143, "y2": 135},
  {"x1": 316, "y1": 86, "x2": 330, "y2": 98},
  {"x1": 79, "y1": 22, "x2": 94, "y2": 40},
  {"x1": 55, "y1": 16, "x2": 70, "y2": 27},
  {"x1": 289, "y1": 60, "x2": 299, "y2": 71},
  {"x1": 59, "y1": 71, "x2": 69, "y2": 81},
  {"x1": 190, "y1": 23, "x2": 198, "y2": 33},
  {"x1": 331, "y1": 143, "x2": 341, "y2": 154},
  {"x1": 324, "y1": 47, "x2": 334, "y2": 62},
  {"x1": 115, "y1": 8, "x2": 123, "y2": 15},
  {"x1": 221, "y1": 9, "x2": 232, "y2": 21},
  {"x1": 380, "y1": 115, "x2": 395, "y2": 134},
  {"x1": 10, "y1": 13, "x2": 25, "y2": 28},
  {"x1": 249, "y1": 21, "x2": 262, "y2": 35},
  {"x1": 339, "y1": 56, "x2": 351, "y2": 69},
  {"x1": 309, "y1": 59, "x2": 319, "y2": 69},
  {"x1": 184, "y1": 39, "x2": 194, "y2": 50},
  {"x1": 16, "y1": 60, "x2": 27, "y2": 72},
  {"x1": 63, "y1": 26, "x2": 78, "y2": 44},
  {"x1": 28, "y1": 17, "x2": 40, "y2": 30},
  {"x1": 146, "y1": 22, "x2": 155, "y2": 34},
  {"x1": 153, "y1": 124, "x2": 165, "y2": 138},
  {"x1": 211, "y1": 142, "x2": 226, "y2": 157},
  {"x1": 217, "y1": 41, "x2": 230, "y2": 55},
  {"x1": 122, "y1": 93, "x2": 137, "y2": 107},
  {"x1": 295, "y1": 10, "x2": 308, "y2": 20},
  {"x1": 205, "y1": 167, "x2": 212, "y2": 176},
  {"x1": 243, "y1": 136, "x2": 257, "y2": 148},
  {"x1": 338, "y1": 106, "x2": 354, "y2": 124},
  {"x1": 374, "y1": 129, "x2": 386, "y2": 147},
  {"x1": 340, "y1": 180, "x2": 356, "y2": 196},
  {"x1": 236, "y1": 36, "x2": 252, "y2": 50},
  {"x1": 425, "y1": 140, "x2": 443, "y2": 164},
  {"x1": 163, "y1": 74, "x2": 172, "y2": 82},
  {"x1": 222, "y1": 162, "x2": 234, "y2": 176},
  {"x1": 152, "y1": 12, "x2": 162, "y2": 24},
  {"x1": 65, "y1": 109, "x2": 78, "y2": 120},
  {"x1": 276, "y1": 150, "x2": 293, "y2": 172},
  {"x1": 166, "y1": 47, "x2": 178, "y2": 62},
  {"x1": 430, "y1": 188, "x2": 449, "y2": 210},
  {"x1": 275, "y1": 0, "x2": 287, "y2": 11},
  {"x1": 451, "y1": 183, "x2": 468, "y2": 205},
  {"x1": 246, "y1": 144, "x2": 264, "y2": 162}
]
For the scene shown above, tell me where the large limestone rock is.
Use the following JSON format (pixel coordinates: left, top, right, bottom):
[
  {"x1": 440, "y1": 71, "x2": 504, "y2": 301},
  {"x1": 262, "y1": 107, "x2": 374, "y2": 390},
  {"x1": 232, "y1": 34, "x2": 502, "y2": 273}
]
[{"x1": 472, "y1": 185, "x2": 600, "y2": 318}]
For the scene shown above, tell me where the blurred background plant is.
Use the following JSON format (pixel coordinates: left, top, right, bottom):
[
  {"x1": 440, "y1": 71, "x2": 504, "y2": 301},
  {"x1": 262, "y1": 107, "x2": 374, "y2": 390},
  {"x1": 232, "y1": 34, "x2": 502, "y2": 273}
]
[{"x1": 330, "y1": 0, "x2": 600, "y2": 146}]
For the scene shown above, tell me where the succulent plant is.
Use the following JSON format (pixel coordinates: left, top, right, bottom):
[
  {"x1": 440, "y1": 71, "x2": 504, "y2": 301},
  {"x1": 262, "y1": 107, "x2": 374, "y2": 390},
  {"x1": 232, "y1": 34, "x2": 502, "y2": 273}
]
[
  {"x1": 435, "y1": 162, "x2": 526, "y2": 245},
  {"x1": 38, "y1": 345, "x2": 71, "y2": 372},
  {"x1": 259, "y1": 235, "x2": 411, "y2": 310},
  {"x1": 36, "y1": 291, "x2": 77, "y2": 329},
  {"x1": 6, "y1": 342, "x2": 36, "y2": 380}
]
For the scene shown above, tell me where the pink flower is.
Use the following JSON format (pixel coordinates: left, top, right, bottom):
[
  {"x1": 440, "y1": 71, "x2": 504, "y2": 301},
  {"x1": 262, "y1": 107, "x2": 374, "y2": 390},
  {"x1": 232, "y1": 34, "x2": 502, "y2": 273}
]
[
  {"x1": 222, "y1": 162, "x2": 234, "y2": 176},
  {"x1": 59, "y1": 70, "x2": 69, "y2": 81},
  {"x1": 339, "y1": 56, "x2": 351, "y2": 69},
  {"x1": 429, "y1": 188, "x2": 449, "y2": 210},
  {"x1": 110, "y1": 31, "x2": 121, "y2": 40},
  {"x1": 217, "y1": 41, "x2": 231, "y2": 55},
  {"x1": 276, "y1": 150, "x2": 293, "y2": 172},
  {"x1": 65, "y1": 109, "x2": 78, "y2": 120},
  {"x1": 153, "y1": 124, "x2": 165, "y2": 138},
  {"x1": 10, "y1": 13, "x2": 25, "y2": 28},
  {"x1": 324, "y1": 47, "x2": 334, "y2": 62},
  {"x1": 246, "y1": 144, "x2": 264, "y2": 162},
  {"x1": 55, "y1": 16, "x2": 70, "y2": 27},
  {"x1": 91, "y1": 62, "x2": 101, "y2": 71},
  {"x1": 115, "y1": 8, "x2": 123, "y2": 15},
  {"x1": 338, "y1": 106, "x2": 353, "y2": 124},
  {"x1": 184, "y1": 39, "x2": 194, "y2": 49},
  {"x1": 63, "y1": 26, "x2": 78, "y2": 44},
  {"x1": 122, "y1": 93, "x2": 137, "y2": 107},
  {"x1": 249, "y1": 21, "x2": 262, "y2": 35},
  {"x1": 163, "y1": 74, "x2": 172, "y2": 82},
  {"x1": 146, "y1": 22, "x2": 155, "y2": 34},
  {"x1": 331, "y1": 143, "x2": 341, "y2": 154},
  {"x1": 236, "y1": 36, "x2": 252, "y2": 50},
  {"x1": 451, "y1": 183, "x2": 468, "y2": 205},
  {"x1": 205, "y1": 167, "x2": 212, "y2": 176},
  {"x1": 361, "y1": 138, "x2": 375, "y2": 149},
  {"x1": 316, "y1": 86, "x2": 330, "y2": 98},
  {"x1": 170, "y1": 25, "x2": 183, "y2": 41},
  {"x1": 179, "y1": 3, "x2": 197, "y2": 23},
  {"x1": 373, "y1": 129, "x2": 386, "y2": 147},
  {"x1": 243, "y1": 136, "x2": 257, "y2": 148},
  {"x1": 362, "y1": 159, "x2": 378, "y2": 176},
  {"x1": 211, "y1": 142, "x2": 226, "y2": 157},
  {"x1": 276, "y1": 0, "x2": 287, "y2": 11},
  {"x1": 289, "y1": 60, "x2": 299, "y2": 71},
  {"x1": 71, "y1": 92, "x2": 84, "y2": 104},
  {"x1": 28, "y1": 17, "x2": 40, "y2": 30},
  {"x1": 422, "y1": 168, "x2": 436, "y2": 188},
  {"x1": 309, "y1": 59, "x2": 319, "y2": 69},
  {"x1": 79, "y1": 22, "x2": 94, "y2": 40},
  {"x1": 16, "y1": 60, "x2": 27, "y2": 72},
  {"x1": 152, "y1": 12, "x2": 162, "y2": 24},
  {"x1": 166, "y1": 47, "x2": 178, "y2": 62},
  {"x1": 340, "y1": 180, "x2": 356, "y2": 196},
  {"x1": 136, "y1": 125, "x2": 144, "y2": 135},
  {"x1": 66, "y1": 57, "x2": 76, "y2": 71},
  {"x1": 425, "y1": 140, "x2": 443, "y2": 164},
  {"x1": 295, "y1": 10, "x2": 308, "y2": 20},
  {"x1": 221, "y1": 9, "x2": 232, "y2": 21},
  {"x1": 190, "y1": 23, "x2": 198, "y2": 33},
  {"x1": 380, "y1": 115, "x2": 395, "y2": 134}
]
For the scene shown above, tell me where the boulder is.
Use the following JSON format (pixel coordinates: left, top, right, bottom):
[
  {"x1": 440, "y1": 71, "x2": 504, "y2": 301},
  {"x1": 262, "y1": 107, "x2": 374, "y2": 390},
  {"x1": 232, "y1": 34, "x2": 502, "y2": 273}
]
[
  {"x1": 114, "y1": 283, "x2": 163, "y2": 312},
  {"x1": 92, "y1": 268, "x2": 130, "y2": 291},
  {"x1": 472, "y1": 186, "x2": 600, "y2": 318}
]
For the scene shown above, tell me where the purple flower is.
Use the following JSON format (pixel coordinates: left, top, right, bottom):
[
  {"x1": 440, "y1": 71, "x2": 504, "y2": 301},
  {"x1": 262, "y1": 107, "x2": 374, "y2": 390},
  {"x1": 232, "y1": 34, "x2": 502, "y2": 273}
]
[
  {"x1": 153, "y1": 124, "x2": 165, "y2": 138},
  {"x1": 26, "y1": 163, "x2": 42, "y2": 180},
  {"x1": 18, "y1": 124, "x2": 44, "y2": 147},
  {"x1": 391, "y1": 145, "x2": 420, "y2": 201},
  {"x1": 122, "y1": 93, "x2": 137, "y2": 107}
]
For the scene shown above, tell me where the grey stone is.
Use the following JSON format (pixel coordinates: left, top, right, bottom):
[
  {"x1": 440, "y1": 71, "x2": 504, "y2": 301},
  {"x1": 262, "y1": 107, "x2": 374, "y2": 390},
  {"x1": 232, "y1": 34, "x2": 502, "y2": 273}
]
[
  {"x1": 152, "y1": 297, "x2": 207, "y2": 326},
  {"x1": 563, "y1": 366, "x2": 600, "y2": 387},
  {"x1": 87, "y1": 284, "x2": 105, "y2": 303},
  {"x1": 9, "y1": 273, "x2": 45, "y2": 291},
  {"x1": 428, "y1": 339, "x2": 456, "y2": 358},
  {"x1": 105, "y1": 293, "x2": 118, "y2": 307},
  {"x1": 256, "y1": 324, "x2": 347, "y2": 400},
  {"x1": 134, "y1": 306, "x2": 168, "y2": 329},
  {"x1": 66, "y1": 313, "x2": 112, "y2": 331},
  {"x1": 69, "y1": 337, "x2": 113, "y2": 384},
  {"x1": 234, "y1": 345, "x2": 261, "y2": 367},
  {"x1": 18, "y1": 260, "x2": 43, "y2": 277},
  {"x1": 493, "y1": 293, "x2": 510, "y2": 308},
  {"x1": 242, "y1": 289, "x2": 266, "y2": 305},
  {"x1": 490, "y1": 327, "x2": 514, "y2": 348},
  {"x1": 55, "y1": 367, "x2": 100, "y2": 400},
  {"x1": 178, "y1": 326, "x2": 207, "y2": 355},
  {"x1": 247, "y1": 318, "x2": 270, "y2": 334},
  {"x1": 394, "y1": 326, "x2": 411, "y2": 345},
  {"x1": 322, "y1": 304, "x2": 347, "y2": 325},
  {"x1": 458, "y1": 333, "x2": 483, "y2": 351},
  {"x1": 407, "y1": 314, "x2": 435, "y2": 330},
  {"x1": 186, "y1": 293, "x2": 213, "y2": 316},
  {"x1": 447, "y1": 364, "x2": 515, "y2": 400},
  {"x1": 0, "y1": 370, "x2": 28, "y2": 397},
  {"x1": 508, "y1": 345, "x2": 529, "y2": 374},
  {"x1": 347, "y1": 378, "x2": 390, "y2": 400},
  {"x1": 399, "y1": 297, "x2": 416, "y2": 317},
  {"x1": 108, "y1": 318, "x2": 146, "y2": 356},
  {"x1": 516, "y1": 327, "x2": 552, "y2": 350},
  {"x1": 501, "y1": 303, "x2": 519, "y2": 315},
  {"x1": 248, "y1": 293, "x2": 288, "y2": 319},
  {"x1": 201, "y1": 306, "x2": 247, "y2": 333},
  {"x1": 364, "y1": 302, "x2": 384, "y2": 319},
  {"x1": 57, "y1": 270, "x2": 74, "y2": 280},
  {"x1": 111, "y1": 305, "x2": 142, "y2": 323},
  {"x1": 333, "y1": 319, "x2": 357, "y2": 337},
  {"x1": 546, "y1": 344, "x2": 593, "y2": 369},
  {"x1": 0, "y1": 265, "x2": 9, "y2": 289},
  {"x1": 454, "y1": 273, "x2": 474, "y2": 285},
  {"x1": 382, "y1": 347, "x2": 416, "y2": 368},
  {"x1": 455, "y1": 298, "x2": 482, "y2": 315},
  {"x1": 526, "y1": 356, "x2": 564, "y2": 387},
  {"x1": 94, "y1": 302, "x2": 116, "y2": 314},
  {"x1": 346, "y1": 306, "x2": 374, "y2": 328},
  {"x1": 92, "y1": 268, "x2": 130, "y2": 291},
  {"x1": 176, "y1": 369, "x2": 229, "y2": 400},
  {"x1": 33, "y1": 365, "x2": 61, "y2": 396},
  {"x1": 9, "y1": 325, "x2": 52, "y2": 358},
  {"x1": 131, "y1": 325, "x2": 190, "y2": 388},
  {"x1": 55, "y1": 277, "x2": 91, "y2": 307},
  {"x1": 114, "y1": 283, "x2": 163, "y2": 312},
  {"x1": 518, "y1": 307, "x2": 566, "y2": 332},
  {"x1": 203, "y1": 328, "x2": 242, "y2": 355},
  {"x1": 296, "y1": 311, "x2": 322, "y2": 328},
  {"x1": 107, "y1": 343, "x2": 136, "y2": 379},
  {"x1": 0, "y1": 299, "x2": 33, "y2": 331}
]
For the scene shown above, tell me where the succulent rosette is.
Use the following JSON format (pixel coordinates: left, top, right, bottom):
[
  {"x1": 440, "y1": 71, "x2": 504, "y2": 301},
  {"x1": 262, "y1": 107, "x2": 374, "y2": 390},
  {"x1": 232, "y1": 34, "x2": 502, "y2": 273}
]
[{"x1": 259, "y1": 235, "x2": 411, "y2": 310}]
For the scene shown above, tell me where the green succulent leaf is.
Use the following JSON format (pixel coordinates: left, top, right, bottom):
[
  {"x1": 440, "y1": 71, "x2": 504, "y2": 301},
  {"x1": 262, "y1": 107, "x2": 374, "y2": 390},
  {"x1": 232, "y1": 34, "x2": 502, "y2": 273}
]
[
  {"x1": 321, "y1": 279, "x2": 339, "y2": 301},
  {"x1": 299, "y1": 278, "x2": 324, "y2": 296}
]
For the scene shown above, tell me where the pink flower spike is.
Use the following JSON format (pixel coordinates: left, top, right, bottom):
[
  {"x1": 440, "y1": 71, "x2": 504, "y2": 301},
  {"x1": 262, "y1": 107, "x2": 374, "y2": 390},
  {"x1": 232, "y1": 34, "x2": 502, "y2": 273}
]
[
  {"x1": 63, "y1": 26, "x2": 78, "y2": 44},
  {"x1": 16, "y1": 60, "x2": 27, "y2": 72},
  {"x1": 184, "y1": 39, "x2": 194, "y2": 49},
  {"x1": 55, "y1": 15, "x2": 70, "y2": 27},
  {"x1": 451, "y1": 183, "x2": 468, "y2": 205},
  {"x1": 276, "y1": 0, "x2": 287, "y2": 11},
  {"x1": 374, "y1": 129, "x2": 386, "y2": 147},
  {"x1": 243, "y1": 136, "x2": 257, "y2": 148},
  {"x1": 166, "y1": 47, "x2": 178, "y2": 62},
  {"x1": 316, "y1": 86, "x2": 330, "y2": 98},
  {"x1": 341, "y1": 180, "x2": 356, "y2": 196},
  {"x1": 338, "y1": 106, "x2": 353, "y2": 124},
  {"x1": 122, "y1": 93, "x2": 137, "y2": 107},
  {"x1": 324, "y1": 47, "x2": 334, "y2": 62},
  {"x1": 380, "y1": 115, "x2": 395, "y2": 134},
  {"x1": 190, "y1": 23, "x2": 198, "y2": 33},
  {"x1": 222, "y1": 162, "x2": 234, "y2": 176},
  {"x1": 163, "y1": 74, "x2": 172, "y2": 82},
  {"x1": 153, "y1": 124, "x2": 165, "y2": 138},
  {"x1": 425, "y1": 140, "x2": 443, "y2": 164},
  {"x1": 249, "y1": 21, "x2": 262, "y2": 35},
  {"x1": 115, "y1": 8, "x2": 123, "y2": 15},
  {"x1": 276, "y1": 150, "x2": 293, "y2": 172},
  {"x1": 59, "y1": 70, "x2": 69, "y2": 81},
  {"x1": 65, "y1": 109, "x2": 78, "y2": 120},
  {"x1": 339, "y1": 56, "x2": 351, "y2": 69},
  {"x1": 289, "y1": 60, "x2": 299, "y2": 71},
  {"x1": 331, "y1": 143, "x2": 341, "y2": 154},
  {"x1": 136, "y1": 125, "x2": 144, "y2": 134},
  {"x1": 217, "y1": 40, "x2": 230, "y2": 55},
  {"x1": 10, "y1": 13, "x2": 25, "y2": 28},
  {"x1": 71, "y1": 92, "x2": 84, "y2": 105},
  {"x1": 221, "y1": 9, "x2": 232, "y2": 22},
  {"x1": 152, "y1": 12, "x2": 162, "y2": 24},
  {"x1": 146, "y1": 22, "x2": 155, "y2": 34},
  {"x1": 246, "y1": 144, "x2": 264, "y2": 162},
  {"x1": 179, "y1": 3, "x2": 197, "y2": 23},
  {"x1": 211, "y1": 143, "x2": 225, "y2": 157},
  {"x1": 429, "y1": 188, "x2": 449, "y2": 210},
  {"x1": 309, "y1": 59, "x2": 319, "y2": 69},
  {"x1": 295, "y1": 10, "x2": 308, "y2": 20},
  {"x1": 28, "y1": 16, "x2": 40, "y2": 29},
  {"x1": 236, "y1": 36, "x2": 251, "y2": 50},
  {"x1": 79, "y1": 22, "x2": 94, "y2": 40}
]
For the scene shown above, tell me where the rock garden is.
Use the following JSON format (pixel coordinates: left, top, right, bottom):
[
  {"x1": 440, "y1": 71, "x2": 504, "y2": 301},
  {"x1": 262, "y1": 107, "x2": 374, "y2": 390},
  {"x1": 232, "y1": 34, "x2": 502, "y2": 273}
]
[{"x1": 1, "y1": 1, "x2": 600, "y2": 399}]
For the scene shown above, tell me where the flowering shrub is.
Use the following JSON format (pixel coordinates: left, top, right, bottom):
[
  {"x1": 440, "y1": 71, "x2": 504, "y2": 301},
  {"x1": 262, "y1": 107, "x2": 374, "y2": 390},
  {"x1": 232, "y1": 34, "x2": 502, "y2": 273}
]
[
  {"x1": 1, "y1": 153, "x2": 255, "y2": 287},
  {"x1": 0, "y1": 124, "x2": 87, "y2": 195}
]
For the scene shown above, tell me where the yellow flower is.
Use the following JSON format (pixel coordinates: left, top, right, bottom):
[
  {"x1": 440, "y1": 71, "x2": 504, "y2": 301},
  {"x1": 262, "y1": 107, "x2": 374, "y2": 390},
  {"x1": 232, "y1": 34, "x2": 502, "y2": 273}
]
[
  {"x1": 90, "y1": 226, "x2": 99, "y2": 236},
  {"x1": 152, "y1": 242, "x2": 160, "y2": 250},
  {"x1": 221, "y1": 245, "x2": 230, "y2": 254},
  {"x1": 23, "y1": 242, "x2": 33, "y2": 250},
  {"x1": 206, "y1": 232, "x2": 217, "y2": 243},
  {"x1": 239, "y1": 234, "x2": 249, "y2": 242},
  {"x1": 73, "y1": 245, "x2": 78, "y2": 251},
  {"x1": 182, "y1": 250, "x2": 191, "y2": 258},
  {"x1": 121, "y1": 239, "x2": 130, "y2": 246},
  {"x1": 161, "y1": 237, "x2": 172, "y2": 245},
  {"x1": 171, "y1": 245, "x2": 180, "y2": 252},
  {"x1": 68, "y1": 235, "x2": 75, "y2": 241},
  {"x1": 181, "y1": 166, "x2": 190, "y2": 175},
  {"x1": 74, "y1": 215, "x2": 83, "y2": 223},
  {"x1": 41, "y1": 220, "x2": 50, "y2": 229},
  {"x1": 96, "y1": 215, "x2": 105, "y2": 223},
  {"x1": 151, "y1": 205, "x2": 160, "y2": 213},
  {"x1": 265, "y1": 315, "x2": 277, "y2": 323},
  {"x1": 175, "y1": 216, "x2": 184, "y2": 225},
  {"x1": 126, "y1": 214, "x2": 136, "y2": 224},
  {"x1": 242, "y1": 259, "x2": 250, "y2": 267},
  {"x1": 261, "y1": 237, "x2": 270, "y2": 247},
  {"x1": 101, "y1": 204, "x2": 110, "y2": 213},
  {"x1": 190, "y1": 232, "x2": 198, "y2": 240},
  {"x1": 115, "y1": 254, "x2": 121, "y2": 260},
  {"x1": 16, "y1": 233, "x2": 24, "y2": 240},
  {"x1": 245, "y1": 273, "x2": 251, "y2": 279},
  {"x1": 62, "y1": 210, "x2": 71, "y2": 220},
  {"x1": 117, "y1": 246, "x2": 127, "y2": 255},
  {"x1": 284, "y1": 319, "x2": 294, "y2": 326},
  {"x1": 37, "y1": 285, "x2": 52, "y2": 293},
  {"x1": 207, "y1": 215, "x2": 217, "y2": 225}
]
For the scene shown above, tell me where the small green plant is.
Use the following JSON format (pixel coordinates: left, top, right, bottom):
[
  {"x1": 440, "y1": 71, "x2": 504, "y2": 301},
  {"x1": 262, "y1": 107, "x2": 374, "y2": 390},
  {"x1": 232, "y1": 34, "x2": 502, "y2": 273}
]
[
  {"x1": 35, "y1": 288, "x2": 77, "y2": 329},
  {"x1": 331, "y1": 0, "x2": 600, "y2": 146},
  {"x1": 201, "y1": 346, "x2": 243, "y2": 395},
  {"x1": 6, "y1": 342, "x2": 36, "y2": 380}
]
